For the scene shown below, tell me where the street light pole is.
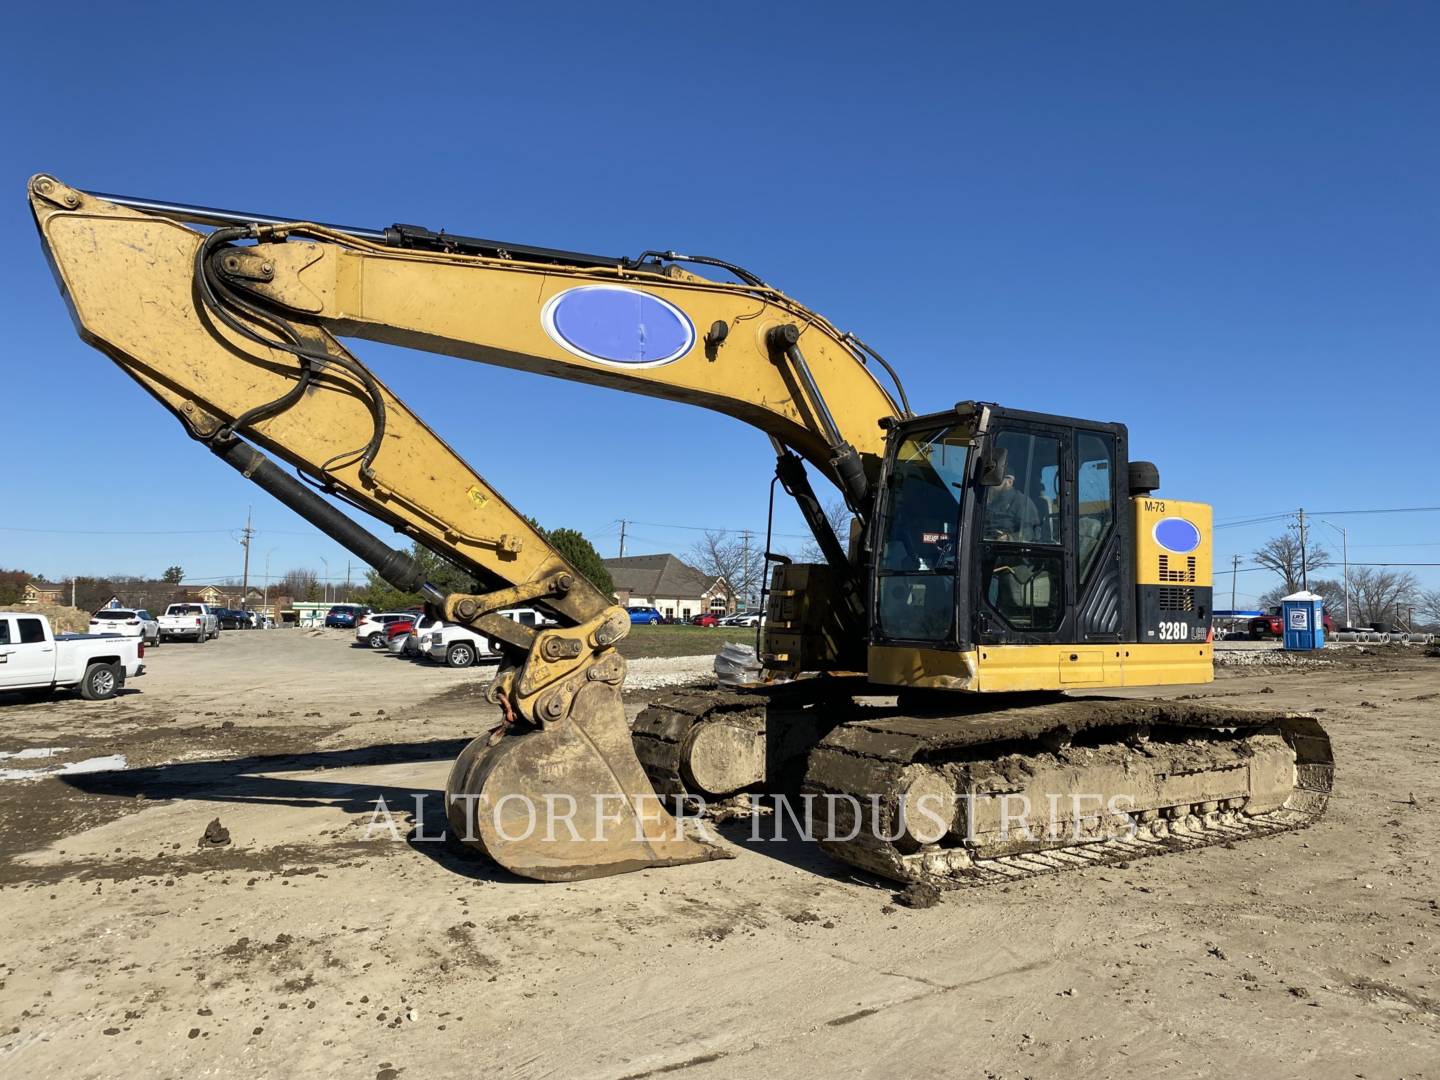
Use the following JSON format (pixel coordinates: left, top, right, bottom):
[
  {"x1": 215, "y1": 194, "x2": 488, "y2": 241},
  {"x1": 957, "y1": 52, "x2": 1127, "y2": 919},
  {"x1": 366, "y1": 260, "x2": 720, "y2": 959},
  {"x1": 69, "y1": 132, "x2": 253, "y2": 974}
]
[
  {"x1": 1316, "y1": 519, "x2": 1350, "y2": 627},
  {"x1": 262, "y1": 548, "x2": 277, "y2": 625}
]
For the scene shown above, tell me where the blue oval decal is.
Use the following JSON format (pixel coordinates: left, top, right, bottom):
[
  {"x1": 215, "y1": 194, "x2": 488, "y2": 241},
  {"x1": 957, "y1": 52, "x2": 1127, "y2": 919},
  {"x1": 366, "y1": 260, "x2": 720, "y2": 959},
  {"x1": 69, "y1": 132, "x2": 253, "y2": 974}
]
[
  {"x1": 541, "y1": 285, "x2": 695, "y2": 367},
  {"x1": 1154, "y1": 517, "x2": 1201, "y2": 554}
]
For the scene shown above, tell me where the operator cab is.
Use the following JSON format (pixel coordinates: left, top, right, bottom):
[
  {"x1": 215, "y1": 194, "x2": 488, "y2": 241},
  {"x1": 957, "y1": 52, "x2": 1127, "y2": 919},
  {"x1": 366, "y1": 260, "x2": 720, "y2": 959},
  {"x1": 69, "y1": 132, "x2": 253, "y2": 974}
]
[{"x1": 871, "y1": 402, "x2": 1133, "y2": 652}]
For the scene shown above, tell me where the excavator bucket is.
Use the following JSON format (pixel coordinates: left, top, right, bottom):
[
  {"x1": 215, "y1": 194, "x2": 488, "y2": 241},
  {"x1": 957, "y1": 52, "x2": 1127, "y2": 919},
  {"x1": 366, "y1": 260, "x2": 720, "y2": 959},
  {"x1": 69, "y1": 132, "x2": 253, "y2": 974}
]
[{"x1": 445, "y1": 680, "x2": 730, "y2": 880}]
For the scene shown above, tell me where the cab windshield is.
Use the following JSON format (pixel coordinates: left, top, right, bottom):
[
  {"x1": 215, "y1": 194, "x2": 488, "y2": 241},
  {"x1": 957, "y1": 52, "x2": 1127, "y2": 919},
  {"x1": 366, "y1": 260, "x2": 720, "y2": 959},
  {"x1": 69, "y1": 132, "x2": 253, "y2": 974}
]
[{"x1": 875, "y1": 424, "x2": 971, "y2": 642}]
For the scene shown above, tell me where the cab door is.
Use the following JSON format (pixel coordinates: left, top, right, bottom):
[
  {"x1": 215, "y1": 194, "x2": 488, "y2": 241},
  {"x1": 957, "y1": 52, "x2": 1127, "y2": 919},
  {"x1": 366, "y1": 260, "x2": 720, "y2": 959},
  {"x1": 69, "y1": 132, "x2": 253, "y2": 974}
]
[
  {"x1": 0, "y1": 615, "x2": 58, "y2": 689},
  {"x1": 1070, "y1": 429, "x2": 1126, "y2": 642},
  {"x1": 973, "y1": 424, "x2": 1067, "y2": 645},
  {"x1": 972, "y1": 421, "x2": 1127, "y2": 649}
]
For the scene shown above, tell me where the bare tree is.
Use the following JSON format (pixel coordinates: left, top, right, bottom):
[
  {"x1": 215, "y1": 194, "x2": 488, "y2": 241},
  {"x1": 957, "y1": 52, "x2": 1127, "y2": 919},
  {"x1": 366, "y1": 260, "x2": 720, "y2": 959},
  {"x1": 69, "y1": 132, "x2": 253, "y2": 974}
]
[
  {"x1": 688, "y1": 530, "x2": 764, "y2": 608},
  {"x1": 1347, "y1": 567, "x2": 1420, "y2": 628},
  {"x1": 1253, "y1": 531, "x2": 1330, "y2": 596},
  {"x1": 1418, "y1": 588, "x2": 1440, "y2": 629},
  {"x1": 1259, "y1": 576, "x2": 1348, "y2": 619},
  {"x1": 279, "y1": 567, "x2": 320, "y2": 602},
  {"x1": 799, "y1": 499, "x2": 856, "y2": 564}
]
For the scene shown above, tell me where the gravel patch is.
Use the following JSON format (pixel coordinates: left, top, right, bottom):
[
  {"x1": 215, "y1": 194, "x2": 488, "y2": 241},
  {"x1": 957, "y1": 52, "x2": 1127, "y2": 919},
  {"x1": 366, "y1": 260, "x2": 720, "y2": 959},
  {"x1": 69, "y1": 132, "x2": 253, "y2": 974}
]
[
  {"x1": 625, "y1": 654, "x2": 716, "y2": 689},
  {"x1": 1214, "y1": 650, "x2": 1334, "y2": 668}
]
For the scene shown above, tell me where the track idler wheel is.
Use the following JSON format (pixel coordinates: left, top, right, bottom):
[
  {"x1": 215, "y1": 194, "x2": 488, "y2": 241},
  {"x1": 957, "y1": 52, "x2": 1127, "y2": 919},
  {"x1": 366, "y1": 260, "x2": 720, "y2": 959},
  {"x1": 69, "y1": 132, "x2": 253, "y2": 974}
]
[{"x1": 445, "y1": 679, "x2": 730, "y2": 881}]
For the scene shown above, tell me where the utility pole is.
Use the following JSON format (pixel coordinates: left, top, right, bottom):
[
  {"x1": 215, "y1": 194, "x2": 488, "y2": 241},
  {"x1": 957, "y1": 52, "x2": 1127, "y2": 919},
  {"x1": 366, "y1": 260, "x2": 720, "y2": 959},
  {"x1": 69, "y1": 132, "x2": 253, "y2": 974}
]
[
  {"x1": 741, "y1": 529, "x2": 753, "y2": 610},
  {"x1": 345, "y1": 560, "x2": 352, "y2": 603},
  {"x1": 618, "y1": 520, "x2": 627, "y2": 559},
  {"x1": 239, "y1": 506, "x2": 254, "y2": 609},
  {"x1": 1317, "y1": 519, "x2": 1349, "y2": 627},
  {"x1": 1296, "y1": 507, "x2": 1309, "y2": 591},
  {"x1": 1230, "y1": 554, "x2": 1239, "y2": 615}
]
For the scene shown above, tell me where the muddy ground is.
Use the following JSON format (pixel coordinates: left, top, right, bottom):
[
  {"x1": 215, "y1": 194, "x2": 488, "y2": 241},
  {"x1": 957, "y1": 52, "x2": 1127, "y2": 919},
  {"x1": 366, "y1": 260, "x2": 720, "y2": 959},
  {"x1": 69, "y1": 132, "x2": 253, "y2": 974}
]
[{"x1": 1, "y1": 632, "x2": 1437, "y2": 1079}]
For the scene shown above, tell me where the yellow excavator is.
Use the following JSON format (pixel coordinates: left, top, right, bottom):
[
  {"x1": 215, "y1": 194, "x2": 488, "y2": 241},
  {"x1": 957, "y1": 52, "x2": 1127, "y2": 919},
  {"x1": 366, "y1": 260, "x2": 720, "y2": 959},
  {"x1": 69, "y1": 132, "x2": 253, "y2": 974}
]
[{"x1": 28, "y1": 175, "x2": 1332, "y2": 887}]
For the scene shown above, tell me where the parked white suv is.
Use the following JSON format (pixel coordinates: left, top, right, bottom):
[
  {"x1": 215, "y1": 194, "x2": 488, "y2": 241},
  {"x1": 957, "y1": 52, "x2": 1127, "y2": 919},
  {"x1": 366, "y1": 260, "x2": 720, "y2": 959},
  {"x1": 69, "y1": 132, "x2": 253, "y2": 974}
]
[
  {"x1": 356, "y1": 612, "x2": 415, "y2": 649},
  {"x1": 0, "y1": 612, "x2": 146, "y2": 700},
  {"x1": 90, "y1": 608, "x2": 161, "y2": 645},
  {"x1": 422, "y1": 607, "x2": 555, "y2": 668},
  {"x1": 159, "y1": 603, "x2": 219, "y2": 643}
]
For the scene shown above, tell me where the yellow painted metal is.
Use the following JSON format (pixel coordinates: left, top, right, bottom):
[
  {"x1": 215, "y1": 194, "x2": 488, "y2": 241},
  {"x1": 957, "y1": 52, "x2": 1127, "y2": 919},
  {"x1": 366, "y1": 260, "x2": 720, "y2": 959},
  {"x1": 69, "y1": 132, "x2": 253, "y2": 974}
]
[
  {"x1": 1133, "y1": 497, "x2": 1213, "y2": 587},
  {"x1": 182, "y1": 224, "x2": 898, "y2": 489},
  {"x1": 977, "y1": 642, "x2": 1213, "y2": 690},
  {"x1": 869, "y1": 642, "x2": 1213, "y2": 692},
  {"x1": 867, "y1": 644, "x2": 979, "y2": 690}
]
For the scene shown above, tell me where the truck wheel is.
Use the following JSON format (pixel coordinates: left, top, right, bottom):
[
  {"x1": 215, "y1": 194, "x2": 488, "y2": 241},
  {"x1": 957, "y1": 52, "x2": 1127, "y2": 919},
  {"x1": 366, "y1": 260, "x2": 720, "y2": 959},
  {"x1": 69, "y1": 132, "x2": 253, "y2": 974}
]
[
  {"x1": 79, "y1": 662, "x2": 121, "y2": 701},
  {"x1": 446, "y1": 643, "x2": 475, "y2": 668}
]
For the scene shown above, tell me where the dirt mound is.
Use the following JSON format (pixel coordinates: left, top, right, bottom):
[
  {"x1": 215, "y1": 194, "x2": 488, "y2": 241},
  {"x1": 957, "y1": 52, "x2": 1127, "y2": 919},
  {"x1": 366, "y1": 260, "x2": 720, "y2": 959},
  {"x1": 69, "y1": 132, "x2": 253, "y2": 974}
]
[{"x1": 23, "y1": 603, "x2": 92, "y2": 634}]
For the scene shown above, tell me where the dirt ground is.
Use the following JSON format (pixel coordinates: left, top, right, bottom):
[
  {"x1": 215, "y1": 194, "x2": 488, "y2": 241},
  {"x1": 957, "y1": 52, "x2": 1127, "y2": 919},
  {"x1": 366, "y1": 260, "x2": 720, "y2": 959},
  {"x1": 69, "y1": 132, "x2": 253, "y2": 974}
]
[{"x1": 1, "y1": 632, "x2": 1438, "y2": 1079}]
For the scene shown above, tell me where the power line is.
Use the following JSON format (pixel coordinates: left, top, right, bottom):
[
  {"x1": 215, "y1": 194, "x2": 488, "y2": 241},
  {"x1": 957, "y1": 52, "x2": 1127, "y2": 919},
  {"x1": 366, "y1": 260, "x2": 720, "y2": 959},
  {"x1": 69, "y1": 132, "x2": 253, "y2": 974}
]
[
  {"x1": 1214, "y1": 513, "x2": 1293, "y2": 530},
  {"x1": 626, "y1": 518, "x2": 813, "y2": 540},
  {"x1": 1312, "y1": 505, "x2": 1440, "y2": 517},
  {"x1": 0, "y1": 525, "x2": 319, "y2": 537},
  {"x1": 1347, "y1": 562, "x2": 1440, "y2": 568},
  {"x1": 1216, "y1": 505, "x2": 1440, "y2": 530},
  {"x1": 1215, "y1": 560, "x2": 1440, "y2": 577},
  {"x1": 1349, "y1": 540, "x2": 1440, "y2": 548},
  {"x1": 1, "y1": 526, "x2": 237, "y2": 536}
]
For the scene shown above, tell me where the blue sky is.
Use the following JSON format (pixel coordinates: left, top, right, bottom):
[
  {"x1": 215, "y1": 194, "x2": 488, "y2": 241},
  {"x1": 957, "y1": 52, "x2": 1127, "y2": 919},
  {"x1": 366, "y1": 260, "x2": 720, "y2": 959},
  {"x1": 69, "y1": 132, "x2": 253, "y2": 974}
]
[{"x1": 3, "y1": 2, "x2": 1437, "y2": 604}]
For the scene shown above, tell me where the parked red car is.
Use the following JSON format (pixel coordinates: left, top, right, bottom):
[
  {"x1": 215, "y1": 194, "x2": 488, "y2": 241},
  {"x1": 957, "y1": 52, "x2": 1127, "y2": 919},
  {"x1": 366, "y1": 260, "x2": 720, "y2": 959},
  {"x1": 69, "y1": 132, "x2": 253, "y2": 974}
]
[
  {"x1": 385, "y1": 619, "x2": 415, "y2": 640},
  {"x1": 691, "y1": 613, "x2": 719, "y2": 627},
  {"x1": 1247, "y1": 606, "x2": 1334, "y2": 640}
]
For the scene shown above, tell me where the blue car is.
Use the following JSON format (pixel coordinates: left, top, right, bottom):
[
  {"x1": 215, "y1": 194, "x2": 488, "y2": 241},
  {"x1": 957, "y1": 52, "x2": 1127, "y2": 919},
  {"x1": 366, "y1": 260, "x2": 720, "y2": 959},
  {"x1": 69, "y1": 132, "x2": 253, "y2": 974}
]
[
  {"x1": 627, "y1": 606, "x2": 662, "y2": 625},
  {"x1": 324, "y1": 606, "x2": 366, "y2": 628}
]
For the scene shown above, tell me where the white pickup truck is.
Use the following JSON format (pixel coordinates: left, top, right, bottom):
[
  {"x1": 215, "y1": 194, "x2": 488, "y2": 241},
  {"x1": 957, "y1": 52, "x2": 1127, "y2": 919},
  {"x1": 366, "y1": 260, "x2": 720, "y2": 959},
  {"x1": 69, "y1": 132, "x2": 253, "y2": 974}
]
[
  {"x1": 0, "y1": 612, "x2": 146, "y2": 701},
  {"x1": 159, "y1": 603, "x2": 220, "y2": 643},
  {"x1": 422, "y1": 607, "x2": 556, "y2": 668}
]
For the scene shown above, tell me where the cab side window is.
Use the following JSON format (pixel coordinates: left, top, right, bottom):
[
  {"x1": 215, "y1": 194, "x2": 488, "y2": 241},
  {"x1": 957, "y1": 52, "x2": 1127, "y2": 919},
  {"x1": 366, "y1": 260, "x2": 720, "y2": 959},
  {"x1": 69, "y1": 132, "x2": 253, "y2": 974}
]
[
  {"x1": 18, "y1": 618, "x2": 45, "y2": 644},
  {"x1": 1076, "y1": 432, "x2": 1116, "y2": 582},
  {"x1": 0, "y1": 619, "x2": 10, "y2": 645}
]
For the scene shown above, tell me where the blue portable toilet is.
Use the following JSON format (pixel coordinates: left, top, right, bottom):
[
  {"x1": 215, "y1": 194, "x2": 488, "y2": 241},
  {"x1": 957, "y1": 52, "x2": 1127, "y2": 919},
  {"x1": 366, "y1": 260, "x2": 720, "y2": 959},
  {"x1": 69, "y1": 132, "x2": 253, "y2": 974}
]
[{"x1": 1281, "y1": 590, "x2": 1325, "y2": 651}]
